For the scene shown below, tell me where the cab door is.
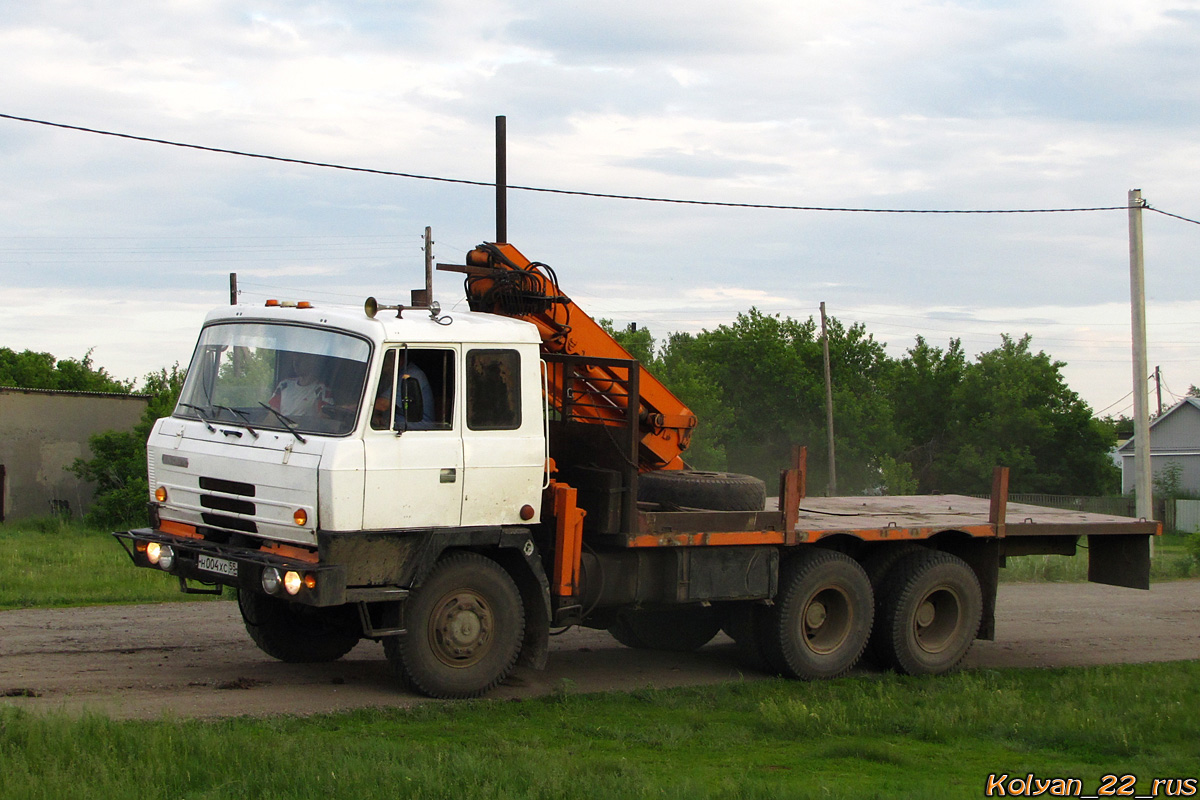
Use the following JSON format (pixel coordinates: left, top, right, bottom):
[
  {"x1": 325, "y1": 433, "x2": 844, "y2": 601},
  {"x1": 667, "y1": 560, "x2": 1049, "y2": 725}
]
[
  {"x1": 460, "y1": 346, "x2": 545, "y2": 526},
  {"x1": 362, "y1": 347, "x2": 462, "y2": 530}
]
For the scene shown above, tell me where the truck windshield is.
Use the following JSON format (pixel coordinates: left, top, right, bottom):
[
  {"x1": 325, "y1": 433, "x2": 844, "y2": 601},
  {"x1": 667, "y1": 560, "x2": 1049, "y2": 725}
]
[{"x1": 176, "y1": 322, "x2": 372, "y2": 437}]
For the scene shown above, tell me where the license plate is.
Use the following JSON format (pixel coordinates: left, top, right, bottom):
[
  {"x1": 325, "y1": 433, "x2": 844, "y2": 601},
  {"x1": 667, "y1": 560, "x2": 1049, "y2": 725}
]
[{"x1": 197, "y1": 554, "x2": 239, "y2": 578}]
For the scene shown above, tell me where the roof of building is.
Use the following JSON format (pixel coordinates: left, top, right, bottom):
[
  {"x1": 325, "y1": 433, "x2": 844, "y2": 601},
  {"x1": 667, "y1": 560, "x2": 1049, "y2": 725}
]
[
  {"x1": 1116, "y1": 396, "x2": 1200, "y2": 453},
  {"x1": 0, "y1": 386, "x2": 150, "y2": 400}
]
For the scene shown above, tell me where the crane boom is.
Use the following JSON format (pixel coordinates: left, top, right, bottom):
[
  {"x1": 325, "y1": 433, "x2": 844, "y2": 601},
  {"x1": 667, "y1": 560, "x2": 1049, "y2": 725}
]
[{"x1": 439, "y1": 242, "x2": 696, "y2": 470}]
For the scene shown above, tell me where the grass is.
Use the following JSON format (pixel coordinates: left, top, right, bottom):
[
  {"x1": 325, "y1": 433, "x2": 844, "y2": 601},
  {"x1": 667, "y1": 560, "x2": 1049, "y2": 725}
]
[
  {"x1": 1000, "y1": 531, "x2": 1198, "y2": 583},
  {"x1": 1, "y1": 662, "x2": 1198, "y2": 799},
  {"x1": 0, "y1": 518, "x2": 225, "y2": 610}
]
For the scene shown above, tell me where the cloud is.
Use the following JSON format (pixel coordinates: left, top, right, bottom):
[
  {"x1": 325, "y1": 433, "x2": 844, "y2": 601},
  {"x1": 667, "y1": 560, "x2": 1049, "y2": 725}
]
[{"x1": 2, "y1": 0, "x2": 1199, "y2": 413}]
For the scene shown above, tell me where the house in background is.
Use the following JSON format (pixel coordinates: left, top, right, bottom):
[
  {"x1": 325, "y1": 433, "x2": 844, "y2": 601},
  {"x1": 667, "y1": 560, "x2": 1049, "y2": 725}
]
[
  {"x1": 1118, "y1": 397, "x2": 1200, "y2": 496},
  {"x1": 0, "y1": 386, "x2": 148, "y2": 522}
]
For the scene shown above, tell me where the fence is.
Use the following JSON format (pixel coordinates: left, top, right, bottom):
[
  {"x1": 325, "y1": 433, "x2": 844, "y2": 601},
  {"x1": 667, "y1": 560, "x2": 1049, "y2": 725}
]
[{"x1": 1177, "y1": 500, "x2": 1200, "y2": 533}]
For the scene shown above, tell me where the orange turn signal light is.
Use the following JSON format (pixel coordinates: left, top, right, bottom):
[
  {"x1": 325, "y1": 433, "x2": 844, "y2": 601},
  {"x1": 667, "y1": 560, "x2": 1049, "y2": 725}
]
[
  {"x1": 293, "y1": 509, "x2": 308, "y2": 526},
  {"x1": 155, "y1": 486, "x2": 168, "y2": 502}
]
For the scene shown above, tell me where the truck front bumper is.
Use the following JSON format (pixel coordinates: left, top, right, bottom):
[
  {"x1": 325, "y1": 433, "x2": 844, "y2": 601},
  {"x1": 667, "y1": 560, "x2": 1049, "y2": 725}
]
[{"x1": 114, "y1": 528, "x2": 350, "y2": 607}]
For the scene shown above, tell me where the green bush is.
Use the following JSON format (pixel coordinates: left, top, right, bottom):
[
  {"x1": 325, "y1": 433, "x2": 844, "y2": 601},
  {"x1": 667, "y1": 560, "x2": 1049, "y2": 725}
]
[
  {"x1": 70, "y1": 365, "x2": 185, "y2": 528},
  {"x1": 1186, "y1": 533, "x2": 1200, "y2": 566}
]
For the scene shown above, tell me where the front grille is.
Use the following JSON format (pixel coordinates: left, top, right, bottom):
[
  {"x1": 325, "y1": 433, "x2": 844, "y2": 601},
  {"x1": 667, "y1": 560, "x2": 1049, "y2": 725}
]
[
  {"x1": 200, "y1": 495, "x2": 256, "y2": 515},
  {"x1": 199, "y1": 477, "x2": 256, "y2": 497},
  {"x1": 201, "y1": 513, "x2": 258, "y2": 533}
]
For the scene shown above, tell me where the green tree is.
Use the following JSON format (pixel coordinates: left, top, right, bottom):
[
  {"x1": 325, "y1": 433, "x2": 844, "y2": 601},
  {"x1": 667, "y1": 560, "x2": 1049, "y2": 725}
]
[
  {"x1": 676, "y1": 309, "x2": 900, "y2": 493},
  {"x1": 70, "y1": 364, "x2": 186, "y2": 527},
  {"x1": 1101, "y1": 414, "x2": 1134, "y2": 440},
  {"x1": 599, "y1": 319, "x2": 731, "y2": 470},
  {"x1": 600, "y1": 320, "x2": 655, "y2": 366},
  {"x1": 909, "y1": 335, "x2": 1119, "y2": 495},
  {"x1": 655, "y1": 331, "x2": 732, "y2": 471},
  {"x1": 888, "y1": 336, "x2": 968, "y2": 492},
  {"x1": 0, "y1": 347, "x2": 132, "y2": 392}
]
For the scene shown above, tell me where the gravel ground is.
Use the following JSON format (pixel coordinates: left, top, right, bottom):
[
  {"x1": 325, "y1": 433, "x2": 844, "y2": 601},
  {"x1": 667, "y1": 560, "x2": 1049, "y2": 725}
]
[{"x1": 1, "y1": 580, "x2": 1197, "y2": 719}]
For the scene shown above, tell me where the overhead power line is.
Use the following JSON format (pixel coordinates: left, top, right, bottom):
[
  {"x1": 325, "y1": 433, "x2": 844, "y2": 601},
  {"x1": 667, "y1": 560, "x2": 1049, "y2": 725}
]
[
  {"x1": 0, "y1": 112, "x2": 1149, "y2": 216},
  {"x1": 1146, "y1": 207, "x2": 1200, "y2": 226}
]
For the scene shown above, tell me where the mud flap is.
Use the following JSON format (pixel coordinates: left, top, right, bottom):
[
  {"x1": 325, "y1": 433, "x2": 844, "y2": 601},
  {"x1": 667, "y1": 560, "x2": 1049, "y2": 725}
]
[{"x1": 1088, "y1": 534, "x2": 1151, "y2": 590}]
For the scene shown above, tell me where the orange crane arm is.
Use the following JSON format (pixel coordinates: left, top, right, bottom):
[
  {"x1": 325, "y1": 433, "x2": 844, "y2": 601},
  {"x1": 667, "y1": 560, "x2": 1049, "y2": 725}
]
[{"x1": 439, "y1": 243, "x2": 696, "y2": 470}]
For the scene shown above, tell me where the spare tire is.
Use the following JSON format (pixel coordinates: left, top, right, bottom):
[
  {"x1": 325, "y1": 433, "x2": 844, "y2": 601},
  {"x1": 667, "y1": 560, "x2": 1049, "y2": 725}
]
[{"x1": 638, "y1": 470, "x2": 766, "y2": 511}]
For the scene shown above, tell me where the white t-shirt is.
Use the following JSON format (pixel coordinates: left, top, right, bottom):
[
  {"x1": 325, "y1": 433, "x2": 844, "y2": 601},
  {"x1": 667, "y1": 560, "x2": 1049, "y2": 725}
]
[{"x1": 270, "y1": 378, "x2": 330, "y2": 417}]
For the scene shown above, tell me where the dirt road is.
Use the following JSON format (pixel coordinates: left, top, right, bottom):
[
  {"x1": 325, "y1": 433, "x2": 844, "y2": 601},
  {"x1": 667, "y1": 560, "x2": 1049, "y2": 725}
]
[{"x1": 2, "y1": 580, "x2": 1198, "y2": 719}]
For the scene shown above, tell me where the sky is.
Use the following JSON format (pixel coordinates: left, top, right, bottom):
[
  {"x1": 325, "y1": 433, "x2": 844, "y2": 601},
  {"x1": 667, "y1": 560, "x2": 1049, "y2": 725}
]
[{"x1": 2, "y1": 0, "x2": 1199, "y2": 416}]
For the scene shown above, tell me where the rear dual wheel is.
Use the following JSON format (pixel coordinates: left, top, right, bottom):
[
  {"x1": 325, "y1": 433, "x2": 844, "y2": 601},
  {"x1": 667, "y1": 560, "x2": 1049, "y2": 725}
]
[
  {"x1": 872, "y1": 550, "x2": 982, "y2": 675},
  {"x1": 608, "y1": 607, "x2": 722, "y2": 652},
  {"x1": 760, "y1": 549, "x2": 873, "y2": 680}
]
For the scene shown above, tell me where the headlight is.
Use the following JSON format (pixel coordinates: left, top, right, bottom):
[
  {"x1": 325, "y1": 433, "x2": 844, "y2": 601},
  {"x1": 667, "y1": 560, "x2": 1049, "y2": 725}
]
[
  {"x1": 261, "y1": 567, "x2": 282, "y2": 594},
  {"x1": 157, "y1": 545, "x2": 175, "y2": 571},
  {"x1": 146, "y1": 541, "x2": 162, "y2": 565},
  {"x1": 283, "y1": 570, "x2": 303, "y2": 595}
]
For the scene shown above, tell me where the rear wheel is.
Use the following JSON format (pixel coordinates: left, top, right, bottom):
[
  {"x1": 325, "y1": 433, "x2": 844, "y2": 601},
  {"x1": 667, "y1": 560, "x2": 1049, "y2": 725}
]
[
  {"x1": 721, "y1": 602, "x2": 776, "y2": 673},
  {"x1": 761, "y1": 549, "x2": 873, "y2": 680},
  {"x1": 609, "y1": 607, "x2": 722, "y2": 652},
  {"x1": 384, "y1": 553, "x2": 525, "y2": 699},
  {"x1": 238, "y1": 591, "x2": 361, "y2": 663},
  {"x1": 860, "y1": 544, "x2": 926, "y2": 667},
  {"x1": 875, "y1": 550, "x2": 982, "y2": 675}
]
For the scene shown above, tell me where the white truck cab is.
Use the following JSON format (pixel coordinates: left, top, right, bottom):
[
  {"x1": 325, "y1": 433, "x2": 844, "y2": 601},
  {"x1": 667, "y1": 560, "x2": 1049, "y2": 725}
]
[{"x1": 150, "y1": 302, "x2": 546, "y2": 547}]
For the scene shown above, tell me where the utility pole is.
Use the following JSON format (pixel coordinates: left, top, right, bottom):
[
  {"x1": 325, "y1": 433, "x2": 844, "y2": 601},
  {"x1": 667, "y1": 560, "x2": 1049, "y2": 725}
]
[
  {"x1": 229, "y1": 272, "x2": 238, "y2": 305},
  {"x1": 1129, "y1": 189, "x2": 1153, "y2": 521},
  {"x1": 1155, "y1": 366, "x2": 1163, "y2": 417},
  {"x1": 424, "y1": 226, "x2": 434, "y2": 302},
  {"x1": 820, "y1": 301, "x2": 837, "y2": 496},
  {"x1": 495, "y1": 115, "x2": 507, "y2": 244}
]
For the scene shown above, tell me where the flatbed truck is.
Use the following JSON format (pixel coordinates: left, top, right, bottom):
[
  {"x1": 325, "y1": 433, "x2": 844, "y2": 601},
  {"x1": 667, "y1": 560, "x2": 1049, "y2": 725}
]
[{"x1": 116, "y1": 241, "x2": 1159, "y2": 698}]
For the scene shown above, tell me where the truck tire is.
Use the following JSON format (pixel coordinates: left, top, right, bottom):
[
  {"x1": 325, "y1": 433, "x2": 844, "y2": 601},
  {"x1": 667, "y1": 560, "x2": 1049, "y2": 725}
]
[
  {"x1": 238, "y1": 591, "x2": 361, "y2": 663},
  {"x1": 721, "y1": 602, "x2": 777, "y2": 673},
  {"x1": 608, "y1": 607, "x2": 722, "y2": 652},
  {"x1": 874, "y1": 550, "x2": 982, "y2": 676},
  {"x1": 384, "y1": 552, "x2": 525, "y2": 699},
  {"x1": 761, "y1": 549, "x2": 873, "y2": 680},
  {"x1": 637, "y1": 470, "x2": 766, "y2": 511},
  {"x1": 860, "y1": 543, "x2": 926, "y2": 667}
]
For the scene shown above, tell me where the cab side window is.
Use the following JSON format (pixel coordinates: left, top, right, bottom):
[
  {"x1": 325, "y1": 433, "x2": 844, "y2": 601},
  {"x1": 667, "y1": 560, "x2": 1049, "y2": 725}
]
[
  {"x1": 371, "y1": 348, "x2": 455, "y2": 431},
  {"x1": 467, "y1": 349, "x2": 521, "y2": 430}
]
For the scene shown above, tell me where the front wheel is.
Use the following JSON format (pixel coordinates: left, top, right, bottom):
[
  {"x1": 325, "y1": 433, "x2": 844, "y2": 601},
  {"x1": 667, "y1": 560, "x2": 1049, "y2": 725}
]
[
  {"x1": 238, "y1": 591, "x2": 361, "y2": 663},
  {"x1": 384, "y1": 552, "x2": 525, "y2": 699},
  {"x1": 874, "y1": 550, "x2": 982, "y2": 675},
  {"x1": 761, "y1": 549, "x2": 873, "y2": 680}
]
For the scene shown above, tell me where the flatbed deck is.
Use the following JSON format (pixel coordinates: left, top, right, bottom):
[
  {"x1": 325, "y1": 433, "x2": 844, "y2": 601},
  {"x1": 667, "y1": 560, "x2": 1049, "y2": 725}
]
[{"x1": 794, "y1": 495, "x2": 1160, "y2": 541}]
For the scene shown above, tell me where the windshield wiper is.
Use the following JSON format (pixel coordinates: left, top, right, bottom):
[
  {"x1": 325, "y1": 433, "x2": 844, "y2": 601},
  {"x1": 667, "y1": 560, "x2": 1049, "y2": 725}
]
[
  {"x1": 178, "y1": 402, "x2": 217, "y2": 433},
  {"x1": 257, "y1": 402, "x2": 308, "y2": 444},
  {"x1": 213, "y1": 405, "x2": 260, "y2": 439}
]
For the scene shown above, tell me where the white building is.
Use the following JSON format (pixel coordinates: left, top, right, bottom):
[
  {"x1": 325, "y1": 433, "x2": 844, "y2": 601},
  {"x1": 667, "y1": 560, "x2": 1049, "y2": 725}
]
[{"x1": 1117, "y1": 397, "x2": 1200, "y2": 496}]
